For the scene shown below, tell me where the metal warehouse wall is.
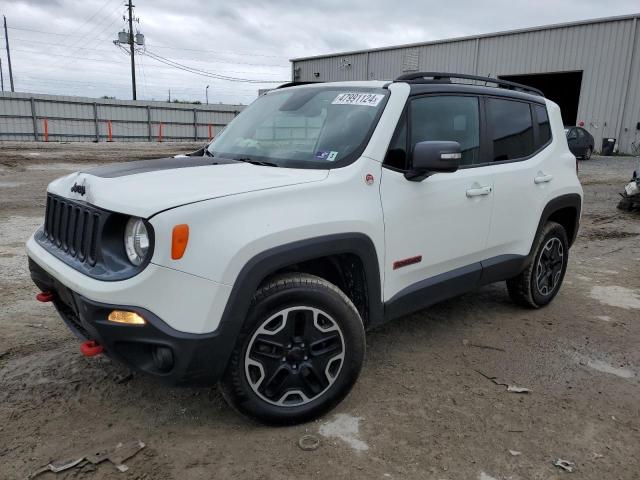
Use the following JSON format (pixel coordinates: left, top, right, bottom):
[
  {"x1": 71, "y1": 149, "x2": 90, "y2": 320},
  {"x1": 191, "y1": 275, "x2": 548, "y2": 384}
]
[
  {"x1": 0, "y1": 92, "x2": 245, "y2": 143},
  {"x1": 292, "y1": 14, "x2": 640, "y2": 154}
]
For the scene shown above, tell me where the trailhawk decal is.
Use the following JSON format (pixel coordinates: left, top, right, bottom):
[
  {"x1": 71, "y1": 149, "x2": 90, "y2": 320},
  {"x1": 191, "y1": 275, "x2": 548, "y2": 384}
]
[
  {"x1": 331, "y1": 92, "x2": 385, "y2": 107},
  {"x1": 393, "y1": 255, "x2": 423, "y2": 270}
]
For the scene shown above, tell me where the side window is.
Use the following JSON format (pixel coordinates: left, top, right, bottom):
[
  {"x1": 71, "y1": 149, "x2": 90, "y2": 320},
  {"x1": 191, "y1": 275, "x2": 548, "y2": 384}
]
[
  {"x1": 384, "y1": 113, "x2": 407, "y2": 170},
  {"x1": 409, "y1": 96, "x2": 480, "y2": 166},
  {"x1": 487, "y1": 98, "x2": 535, "y2": 161},
  {"x1": 534, "y1": 104, "x2": 552, "y2": 147}
]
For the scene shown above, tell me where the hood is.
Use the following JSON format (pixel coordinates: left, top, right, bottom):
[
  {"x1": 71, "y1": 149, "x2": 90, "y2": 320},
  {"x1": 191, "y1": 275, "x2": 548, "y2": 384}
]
[{"x1": 47, "y1": 157, "x2": 329, "y2": 218}]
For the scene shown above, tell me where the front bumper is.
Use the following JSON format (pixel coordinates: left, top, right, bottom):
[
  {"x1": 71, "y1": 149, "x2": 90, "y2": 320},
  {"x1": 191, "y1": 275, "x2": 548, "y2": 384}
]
[
  {"x1": 29, "y1": 258, "x2": 235, "y2": 386},
  {"x1": 26, "y1": 234, "x2": 231, "y2": 334}
]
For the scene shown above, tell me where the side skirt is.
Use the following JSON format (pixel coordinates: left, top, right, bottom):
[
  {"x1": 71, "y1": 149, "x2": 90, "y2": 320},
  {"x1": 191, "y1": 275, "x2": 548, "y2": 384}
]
[{"x1": 383, "y1": 254, "x2": 527, "y2": 323}]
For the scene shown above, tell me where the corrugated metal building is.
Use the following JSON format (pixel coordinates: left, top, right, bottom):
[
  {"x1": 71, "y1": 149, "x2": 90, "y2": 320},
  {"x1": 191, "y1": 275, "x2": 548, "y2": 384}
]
[{"x1": 291, "y1": 14, "x2": 640, "y2": 154}]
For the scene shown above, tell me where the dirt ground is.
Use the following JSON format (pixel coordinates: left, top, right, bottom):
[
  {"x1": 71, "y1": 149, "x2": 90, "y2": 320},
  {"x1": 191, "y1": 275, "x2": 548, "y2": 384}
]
[{"x1": 1, "y1": 141, "x2": 639, "y2": 480}]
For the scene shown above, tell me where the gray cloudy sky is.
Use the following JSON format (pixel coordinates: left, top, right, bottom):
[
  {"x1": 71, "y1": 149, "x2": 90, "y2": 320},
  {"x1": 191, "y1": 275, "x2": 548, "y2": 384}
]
[{"x1": 0, "y1": 0, "x2": 638, "y2": 104}]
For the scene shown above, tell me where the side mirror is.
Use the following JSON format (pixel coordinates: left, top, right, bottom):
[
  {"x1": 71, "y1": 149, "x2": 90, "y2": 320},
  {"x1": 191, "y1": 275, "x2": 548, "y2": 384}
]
[{"x1": 405, "y1": 141, "x2": 461, "y2": 181}]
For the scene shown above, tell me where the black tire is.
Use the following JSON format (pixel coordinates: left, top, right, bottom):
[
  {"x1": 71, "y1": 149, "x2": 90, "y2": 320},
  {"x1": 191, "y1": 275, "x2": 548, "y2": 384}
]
[
  {"x1": 583, "y1": 146, "x2": 592, "y2": 160},
  {"x1": 506, "y1": 221, "x2": 569, "y2": 308},
  {"x1": 220, "y1": 273, "x2": 365, "y2": 425},
  {"x1": 617, "y1": 196, "x2": 634, "y2": 211}
]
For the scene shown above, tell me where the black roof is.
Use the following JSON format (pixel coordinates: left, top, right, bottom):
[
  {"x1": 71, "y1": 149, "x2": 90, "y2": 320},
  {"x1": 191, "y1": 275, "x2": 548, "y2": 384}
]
[
  {"x1": 395, "y1": 72, "x2": 545, "y2": 103},
  {"x1": 396, "y1": 72, "x2": 544, "y2": 95},
  {"x1": 276, "y1": 73, "x2": 546, "y2": 103}
]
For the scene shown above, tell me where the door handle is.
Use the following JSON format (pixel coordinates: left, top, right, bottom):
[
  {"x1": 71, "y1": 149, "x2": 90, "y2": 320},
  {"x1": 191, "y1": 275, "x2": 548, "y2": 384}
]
[
  {"x1": 534, "y1": 174, "x2": 554, "y2": 184},
  {"x1": 466, "y1": 186, "x2": 492, "y2": 197}
]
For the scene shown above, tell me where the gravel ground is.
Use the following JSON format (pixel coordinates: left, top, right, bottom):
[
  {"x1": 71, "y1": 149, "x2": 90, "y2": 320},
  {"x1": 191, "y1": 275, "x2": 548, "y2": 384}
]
[{"x1": 0, "y1": 142, "x2": 639, "y2": 480}]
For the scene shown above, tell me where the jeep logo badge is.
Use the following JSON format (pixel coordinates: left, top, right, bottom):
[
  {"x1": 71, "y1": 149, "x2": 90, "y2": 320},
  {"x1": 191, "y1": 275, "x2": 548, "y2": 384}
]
[{"x1": 70, "y1": 183, "x2": 86, "y2": 196}]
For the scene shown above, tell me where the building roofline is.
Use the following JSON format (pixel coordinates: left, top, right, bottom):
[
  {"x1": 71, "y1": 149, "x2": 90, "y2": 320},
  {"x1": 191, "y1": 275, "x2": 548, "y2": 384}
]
[{"x1": 290, "y1": 12, "x2": 640, "y2": 62}]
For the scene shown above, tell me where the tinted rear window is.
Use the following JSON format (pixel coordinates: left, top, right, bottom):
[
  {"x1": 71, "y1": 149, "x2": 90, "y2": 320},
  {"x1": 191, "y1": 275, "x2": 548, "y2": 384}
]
[
  {"x1": 487, "y1": 98, "x2": 534, "y2": 161},
  {"x1": 535, "y1": 104, "x2": 552, "y2": 147}
]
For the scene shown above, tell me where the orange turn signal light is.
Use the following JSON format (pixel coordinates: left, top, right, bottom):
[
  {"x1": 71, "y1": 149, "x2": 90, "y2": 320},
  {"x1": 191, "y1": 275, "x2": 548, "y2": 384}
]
[
  {"x1": 171, "y1": 224, "x2": 189, "y2": 260},
  {"x1": 108, "y1": 310, "x2": 146, "y2": 325}
]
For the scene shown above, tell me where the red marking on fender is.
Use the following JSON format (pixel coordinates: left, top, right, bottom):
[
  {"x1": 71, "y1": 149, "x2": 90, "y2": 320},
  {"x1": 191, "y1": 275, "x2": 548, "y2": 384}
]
[
  {"x1": 393, "y1": 255, "x2": 422, "y2": 270},
  {"x1": 36, "y1": 291, "x2": 54, "y2": 302},
  {"x1": 365, "y1": 173, "x2": 374, "y2": 185},
  {"x1": 80, "y1": 340, "x2": 104, "y2": 357}
]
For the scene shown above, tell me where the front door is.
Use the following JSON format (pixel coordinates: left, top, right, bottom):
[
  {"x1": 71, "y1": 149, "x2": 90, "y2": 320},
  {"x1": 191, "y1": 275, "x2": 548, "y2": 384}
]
[{"x1": 380, "y1": 94, "x2": 494, "y2": 304}]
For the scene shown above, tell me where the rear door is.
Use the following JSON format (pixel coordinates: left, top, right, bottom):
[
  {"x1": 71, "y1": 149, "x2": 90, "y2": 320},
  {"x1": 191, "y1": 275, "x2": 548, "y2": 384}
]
[
  {"x1": 380, "y1": 94, "x2": 494, "y2": 302},
  {"x1": 487, "y1": 98, "x2": 553, "y2": 259}
]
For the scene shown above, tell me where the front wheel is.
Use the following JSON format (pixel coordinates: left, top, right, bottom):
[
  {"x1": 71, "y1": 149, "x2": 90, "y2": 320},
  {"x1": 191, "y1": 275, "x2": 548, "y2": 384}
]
[
  {"x1": 220, "y1": 273, "x2": 365, "y2": 425},
  {"x1": 507, "y1": 221, "x2": 569, "y2": 308}
]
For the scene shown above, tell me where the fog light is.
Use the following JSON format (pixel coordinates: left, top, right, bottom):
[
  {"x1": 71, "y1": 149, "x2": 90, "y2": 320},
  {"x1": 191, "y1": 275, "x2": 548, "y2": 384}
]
[{"x1": 108, "y1": 310, "x2": 146, "y2": 325}]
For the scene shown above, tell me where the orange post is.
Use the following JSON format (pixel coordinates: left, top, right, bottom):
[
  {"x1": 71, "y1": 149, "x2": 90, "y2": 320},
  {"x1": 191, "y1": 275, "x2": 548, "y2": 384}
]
[
  {"x1": 208, "y1": 124, "x2": 214, "y2": 140},
  {"x1": 158, "y1": 122, "x2": 163, "y2": 143},
  {"x1": 43, "y1": 118, "x2": 48, "y2": 142},
  {"x1": 107, "y1": 120, "x2": 113, "y2": 142}
]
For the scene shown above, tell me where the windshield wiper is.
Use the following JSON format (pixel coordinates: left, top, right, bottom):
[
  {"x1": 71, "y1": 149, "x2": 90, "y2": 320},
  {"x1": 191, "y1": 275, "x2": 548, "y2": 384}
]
[{"x1": 233, "y1": 157, "x2": 278, "y2": 167}]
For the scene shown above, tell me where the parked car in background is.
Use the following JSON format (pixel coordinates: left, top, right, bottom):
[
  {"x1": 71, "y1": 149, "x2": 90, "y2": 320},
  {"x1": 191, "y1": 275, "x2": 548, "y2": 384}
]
[{"x1": 565, "y1": 126, "x2": 594, "y2": 160}]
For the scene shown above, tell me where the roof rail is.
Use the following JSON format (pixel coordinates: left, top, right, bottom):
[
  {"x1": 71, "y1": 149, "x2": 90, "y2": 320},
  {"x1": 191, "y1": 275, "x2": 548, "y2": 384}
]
[
  {"x1": 395, "y1": 72, "x2": 544, "y2": 97},
  {"x1": 276, "y1": 81, "x2": 324, "y2": 89}
]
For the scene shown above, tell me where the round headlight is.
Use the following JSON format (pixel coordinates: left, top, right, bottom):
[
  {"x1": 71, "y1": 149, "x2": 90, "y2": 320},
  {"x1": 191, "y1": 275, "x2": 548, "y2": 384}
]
[{"x1": 124, "y1": 217, "x2": 150, "y2": 266}]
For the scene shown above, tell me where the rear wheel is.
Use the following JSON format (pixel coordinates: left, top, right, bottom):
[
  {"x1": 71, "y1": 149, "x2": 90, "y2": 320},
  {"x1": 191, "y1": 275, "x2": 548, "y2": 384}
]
[
  {"x1": 507, "y1": 221, "x2": 569, "y2": 308},
  {"x1": 220, "y1": 273, "x2": 365, "y2": 425}
]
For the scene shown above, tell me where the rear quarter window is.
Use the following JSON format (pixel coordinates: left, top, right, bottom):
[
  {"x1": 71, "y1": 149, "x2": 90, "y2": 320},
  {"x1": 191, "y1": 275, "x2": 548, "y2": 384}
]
[
  {"x1": 534, "y1": 104, "x2": 552, "y2": 147},
  {"x1": 487, "y1": 98, "x2": 535, "y2": 161}
]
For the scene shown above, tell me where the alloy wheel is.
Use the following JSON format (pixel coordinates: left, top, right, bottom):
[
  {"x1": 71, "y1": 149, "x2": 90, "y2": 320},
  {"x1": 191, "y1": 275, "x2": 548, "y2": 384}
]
[
  {"x1": 244, "y1": 306, "x2": 345, "y2": 407},
  {"x1": 535, "y1": 237, "x2": 564, "y2": 296}
]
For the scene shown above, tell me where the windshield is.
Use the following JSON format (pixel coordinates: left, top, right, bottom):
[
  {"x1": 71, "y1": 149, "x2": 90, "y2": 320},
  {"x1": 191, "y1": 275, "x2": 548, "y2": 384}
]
[{"x1": 207, "y1": 86, "x2": 388, "y2": 168}]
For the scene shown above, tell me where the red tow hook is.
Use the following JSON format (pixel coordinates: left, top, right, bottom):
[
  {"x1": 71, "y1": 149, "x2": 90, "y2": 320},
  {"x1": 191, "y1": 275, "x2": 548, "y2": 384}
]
[
  {"x1": 36, "y1": 291, "x2": 54, "y2": 303},
  {"x1": 80, "y1": 340, "x2": 104, "y2": 357}
]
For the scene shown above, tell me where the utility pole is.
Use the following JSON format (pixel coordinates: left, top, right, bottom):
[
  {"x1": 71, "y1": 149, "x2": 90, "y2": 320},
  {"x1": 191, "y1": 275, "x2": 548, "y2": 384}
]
[
  {"x1": 3, "y1": 15, "x2": 15, "y2": 92},
  {"x1": 127, "y1": 0, "x2": 137, "y2": 100},
  {"x1": 206, "y1": 85, "x2": 209, "y2": 104},
  {"x1": 0, "y1": 58, "x2": 4, "y2": 92}
]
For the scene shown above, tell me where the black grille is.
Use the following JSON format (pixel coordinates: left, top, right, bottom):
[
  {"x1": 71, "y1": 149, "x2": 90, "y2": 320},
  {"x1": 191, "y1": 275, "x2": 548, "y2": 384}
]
[{"x1": 43, "y1": 194, "x2": 102, "y2": 266}]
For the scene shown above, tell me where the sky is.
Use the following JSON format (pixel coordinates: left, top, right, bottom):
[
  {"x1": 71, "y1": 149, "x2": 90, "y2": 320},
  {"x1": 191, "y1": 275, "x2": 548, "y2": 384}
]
[{"x1": 0, "y1": 0, "x2": 638, "y2": 105}]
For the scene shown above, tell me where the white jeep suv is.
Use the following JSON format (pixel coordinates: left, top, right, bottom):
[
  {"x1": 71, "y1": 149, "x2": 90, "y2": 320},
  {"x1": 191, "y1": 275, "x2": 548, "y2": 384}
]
[{"x1": 27, "y1": 73, "x2": 582, "y2": 424}]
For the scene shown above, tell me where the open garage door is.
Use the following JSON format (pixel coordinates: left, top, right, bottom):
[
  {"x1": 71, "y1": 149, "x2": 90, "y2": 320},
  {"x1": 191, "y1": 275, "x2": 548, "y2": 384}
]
[{"x1": 499, "y1": 71, "x2": 583, "y2": 126}]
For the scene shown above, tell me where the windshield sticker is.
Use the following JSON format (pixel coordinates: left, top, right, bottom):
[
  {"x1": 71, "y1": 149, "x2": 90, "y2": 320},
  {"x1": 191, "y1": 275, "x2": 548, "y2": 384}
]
[
  {"x1": 315, "y1": 150, "x2": 339, "y2": 161},
  {"x1": 332, "y1": 92, "x2": 384, "y2": 107}
]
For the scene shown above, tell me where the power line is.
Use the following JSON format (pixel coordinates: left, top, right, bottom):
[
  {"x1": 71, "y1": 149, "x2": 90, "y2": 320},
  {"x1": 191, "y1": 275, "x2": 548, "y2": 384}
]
[
  {"x1": 10, "y1": 36, "x2": 290, "y2": 68},
  {"x1": 11, "y1": 46, "x2": 286, "y2": 79},
  {"x1": 7, "y1": 25, "x2": 292, "y2": 60},
  {"x1": 7, "y1": 26, "x2": 69, "y2": 36},
  {"x1": 55, "y1": 0, "x2": 119, "y2": 47},
  {"x1": 145, "y1": 44, "x2": 289, "y2": 68},
  {"x1": 146, "y1": 43, "x2": 289, "y2": 59},
  {"x1": 62, "y1": 9, "x2": 123, "y2": 56},
  {"x1": 143, "y1": 49, "x2": 288, "y2": 83}
]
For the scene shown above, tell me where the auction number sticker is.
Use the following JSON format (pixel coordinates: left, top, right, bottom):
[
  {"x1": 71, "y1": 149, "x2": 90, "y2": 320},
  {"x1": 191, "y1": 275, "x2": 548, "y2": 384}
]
[{"x1": 332, "y1": 92, "x2": 384, "y2": 107}]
